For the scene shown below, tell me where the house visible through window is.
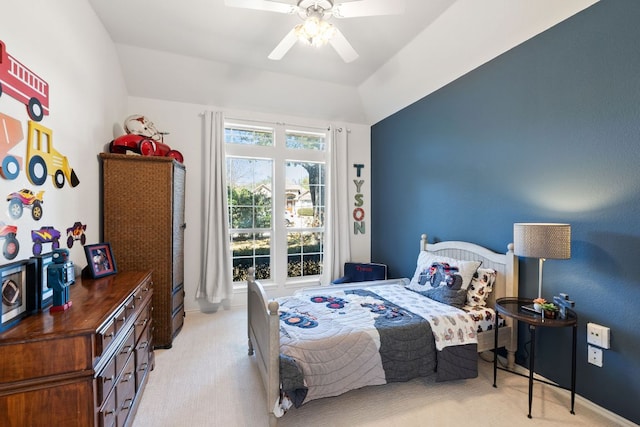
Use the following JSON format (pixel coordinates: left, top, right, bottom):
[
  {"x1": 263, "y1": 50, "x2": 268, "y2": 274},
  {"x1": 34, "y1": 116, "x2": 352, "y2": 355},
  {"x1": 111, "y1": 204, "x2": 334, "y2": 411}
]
[{"x1": 225, "y1": 120, "x2": 327, "y2": 286}]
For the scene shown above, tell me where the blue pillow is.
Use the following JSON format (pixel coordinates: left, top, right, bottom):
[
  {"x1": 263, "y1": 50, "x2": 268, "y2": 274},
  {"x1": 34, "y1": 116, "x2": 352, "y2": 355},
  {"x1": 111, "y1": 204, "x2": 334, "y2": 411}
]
[{"x1": 332, "y1": 262, "x2": 387, "y2": 284}]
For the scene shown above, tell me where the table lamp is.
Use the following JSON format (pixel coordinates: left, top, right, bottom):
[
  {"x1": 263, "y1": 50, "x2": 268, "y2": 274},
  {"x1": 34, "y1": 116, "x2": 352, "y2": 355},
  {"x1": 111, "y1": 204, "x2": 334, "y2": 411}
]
[{"x1": 513, "y1": 223, "x2": 571, "y2": 299}]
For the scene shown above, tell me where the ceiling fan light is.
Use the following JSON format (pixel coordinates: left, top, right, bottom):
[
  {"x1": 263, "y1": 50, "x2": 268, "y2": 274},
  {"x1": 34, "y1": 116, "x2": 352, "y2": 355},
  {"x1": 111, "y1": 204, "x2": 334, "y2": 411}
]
[
  {"x1": 303, "y1": 15, "x2": 321, "y2": 35},
  {"x1": 295, "y1": 18, "x2": 335, "y2": 47}
]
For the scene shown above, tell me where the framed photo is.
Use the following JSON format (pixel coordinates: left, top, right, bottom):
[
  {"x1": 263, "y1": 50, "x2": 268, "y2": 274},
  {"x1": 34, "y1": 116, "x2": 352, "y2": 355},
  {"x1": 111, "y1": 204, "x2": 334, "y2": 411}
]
[
  {"x1": 1, "y1": 259, "x2": 38, "y2": 332},
  {"x1": 30, "y1": 252, "x2": 55, "y2": 309},
  {"x1": 84, "y1": 243, "x2": 117, "y2": 279}
]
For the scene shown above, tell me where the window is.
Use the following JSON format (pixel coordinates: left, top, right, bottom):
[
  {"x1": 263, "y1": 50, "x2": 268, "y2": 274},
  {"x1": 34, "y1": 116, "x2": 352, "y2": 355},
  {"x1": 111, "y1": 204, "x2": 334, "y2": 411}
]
[{"x1": 225, "y1": 120, "x2": 328, "y2": 286}]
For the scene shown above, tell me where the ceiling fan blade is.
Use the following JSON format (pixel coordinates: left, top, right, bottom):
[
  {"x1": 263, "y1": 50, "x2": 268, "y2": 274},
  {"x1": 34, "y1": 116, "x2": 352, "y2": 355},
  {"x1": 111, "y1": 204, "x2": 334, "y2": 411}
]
[
  {"x1": 268, "y1": 28, "x2": 298, "y2": 60},
  {"x1": 329, "y1": 27, "x2": 358, "y2": 63},
  {"x1": 224, "y1": 0, "x2": 296, "y2": 14},
  {"x1": 333, "y1": 0, "x2": 405, "y2": 18}
]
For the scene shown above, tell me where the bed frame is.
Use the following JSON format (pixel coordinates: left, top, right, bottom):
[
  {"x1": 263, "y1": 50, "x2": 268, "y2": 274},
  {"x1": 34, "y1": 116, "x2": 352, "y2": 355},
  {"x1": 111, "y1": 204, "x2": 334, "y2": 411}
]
[{"x1": 247, "y1": 233, "x2": 519, "y2": 425}]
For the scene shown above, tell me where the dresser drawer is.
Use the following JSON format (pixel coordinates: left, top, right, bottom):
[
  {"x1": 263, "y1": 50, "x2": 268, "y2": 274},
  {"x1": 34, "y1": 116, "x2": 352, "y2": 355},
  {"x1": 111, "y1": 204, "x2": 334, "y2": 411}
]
[
  {"x1": 97, "y1": 356, "x2": 116, "y2": 408},
  {"x1": 98, "y1": 317, "x2": 117, "y2": 356},
  {"x1": 116, "y1": 354, "x2": 136, "y2": 427},
  {"x1": 135, "y1": 324, "x2": 151, "y2": 385},
  {"x1": 134, "y1": 303, "x2": 152, "y2": 343},
  {"x1": 134, "y1": 279, "x2": 153, "y2": 303},
  {"x1": 99, "y1": 386, "x2": 117, "y2": 427},
  {"x1": 114, "y1": 303, "x2": 128, "y2": 335},
  {"x1": 123, "y1": 294, "x2": 137, "y2": 322},
  {"x1": 115, "y1": 328, "x2": 135, "y2": 375}
]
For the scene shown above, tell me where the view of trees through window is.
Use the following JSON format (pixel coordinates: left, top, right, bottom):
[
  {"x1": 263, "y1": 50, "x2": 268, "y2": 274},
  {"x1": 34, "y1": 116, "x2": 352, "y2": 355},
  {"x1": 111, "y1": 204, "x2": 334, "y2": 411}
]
[{"x1": 225, "y1": 122, "x2": 327, "y2": 284}]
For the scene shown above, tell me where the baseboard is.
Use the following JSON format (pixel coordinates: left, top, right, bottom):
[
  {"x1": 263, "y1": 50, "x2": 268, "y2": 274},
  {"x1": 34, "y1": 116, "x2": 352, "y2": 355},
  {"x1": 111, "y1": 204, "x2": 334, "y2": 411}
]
[{"x1": 493, "y1": 355, "x2": 636, "y2": 426}]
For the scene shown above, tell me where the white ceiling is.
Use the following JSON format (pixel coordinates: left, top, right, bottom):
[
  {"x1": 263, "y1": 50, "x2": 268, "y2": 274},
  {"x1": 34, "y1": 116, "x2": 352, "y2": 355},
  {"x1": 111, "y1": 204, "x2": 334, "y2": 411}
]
[
  {"x1": 88, "y1": 0, "x2": 454, "y2": 87},
  {"x1": 88, "y1": 0, "x2": 599, "y2": 124}
]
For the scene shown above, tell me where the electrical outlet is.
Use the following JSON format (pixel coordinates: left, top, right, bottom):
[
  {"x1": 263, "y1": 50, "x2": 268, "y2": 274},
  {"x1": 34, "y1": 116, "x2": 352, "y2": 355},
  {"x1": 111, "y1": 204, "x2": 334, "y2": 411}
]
[
  {"x1": 588, "y1": 345, "x2": 603, "y2": 367},
  {"x1": 587, "y1": 322, "x2": 610, "y2": 349}
]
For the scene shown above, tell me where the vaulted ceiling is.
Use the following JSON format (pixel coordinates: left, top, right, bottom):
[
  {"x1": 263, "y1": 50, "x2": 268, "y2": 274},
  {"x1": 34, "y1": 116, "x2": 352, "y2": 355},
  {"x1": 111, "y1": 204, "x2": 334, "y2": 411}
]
[{"x1": 88, "y1": 0, "x2": 598, "y2": 124}]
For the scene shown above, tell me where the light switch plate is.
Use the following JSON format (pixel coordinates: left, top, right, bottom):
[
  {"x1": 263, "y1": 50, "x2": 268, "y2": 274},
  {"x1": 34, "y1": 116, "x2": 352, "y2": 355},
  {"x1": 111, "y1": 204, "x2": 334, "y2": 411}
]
[{"x1": 587, "y1": 322, "x2": 610, "y2": 349}]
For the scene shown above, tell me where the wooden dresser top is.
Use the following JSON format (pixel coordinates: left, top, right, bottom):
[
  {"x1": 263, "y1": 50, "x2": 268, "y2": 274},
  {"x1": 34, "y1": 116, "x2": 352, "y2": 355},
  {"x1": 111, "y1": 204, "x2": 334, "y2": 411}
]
[{"x1": 0, "y1": 270, "x2": 152, "y2": 343}]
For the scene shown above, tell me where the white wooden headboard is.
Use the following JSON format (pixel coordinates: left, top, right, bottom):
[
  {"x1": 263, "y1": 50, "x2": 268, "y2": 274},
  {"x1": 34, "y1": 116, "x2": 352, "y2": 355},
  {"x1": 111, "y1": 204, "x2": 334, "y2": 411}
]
[{"x1": 420, "y1": 234, "x2": 518, "y2": 310}]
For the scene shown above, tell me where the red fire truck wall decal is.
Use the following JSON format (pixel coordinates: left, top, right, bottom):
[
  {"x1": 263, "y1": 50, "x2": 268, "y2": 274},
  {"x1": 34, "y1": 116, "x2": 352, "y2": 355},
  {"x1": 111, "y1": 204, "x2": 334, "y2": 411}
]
[
  {"x1": 0, "y1": 112, "x2": 23, "y2": 180},
  {"x1": 0, "y1": 222, "x2": 19, "y2": 260},
  {"x1": 0, "y1": 40, "x2": 49, "y2": 122},
  {"x1": 26, "y1": 121, "x2": 79, "y2": 188}
]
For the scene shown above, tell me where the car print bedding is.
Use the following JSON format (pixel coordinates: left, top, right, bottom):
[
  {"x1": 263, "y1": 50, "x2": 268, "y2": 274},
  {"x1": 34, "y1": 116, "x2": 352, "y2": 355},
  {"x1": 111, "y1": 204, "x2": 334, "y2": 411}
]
[
  {"x1": 276, "y1": 283, "x2": 478, "y2": 408},
  {"x1": 248, "y1": 235, "x2": 519, "y2": 424}
]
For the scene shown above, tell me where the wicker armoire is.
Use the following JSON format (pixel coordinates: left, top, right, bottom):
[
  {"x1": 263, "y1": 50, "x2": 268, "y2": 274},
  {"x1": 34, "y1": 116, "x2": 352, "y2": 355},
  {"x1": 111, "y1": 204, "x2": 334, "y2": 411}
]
[{"x1": 100, "y1": 153, "x2": 186, "y2": 349}]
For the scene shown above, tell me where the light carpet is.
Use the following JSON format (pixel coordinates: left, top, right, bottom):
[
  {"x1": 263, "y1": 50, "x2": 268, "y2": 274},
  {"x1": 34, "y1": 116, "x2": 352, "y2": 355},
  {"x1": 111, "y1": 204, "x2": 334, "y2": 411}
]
[{"x1": 132, "y1": 307, "x2": 630, "y2": 427}]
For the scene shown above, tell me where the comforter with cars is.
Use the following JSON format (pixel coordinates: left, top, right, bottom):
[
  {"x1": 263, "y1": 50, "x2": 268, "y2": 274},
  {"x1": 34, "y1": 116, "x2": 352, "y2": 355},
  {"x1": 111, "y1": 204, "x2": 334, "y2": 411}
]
[{"x1": 277, "y1": 283, "x2": 478, "y2": 407}]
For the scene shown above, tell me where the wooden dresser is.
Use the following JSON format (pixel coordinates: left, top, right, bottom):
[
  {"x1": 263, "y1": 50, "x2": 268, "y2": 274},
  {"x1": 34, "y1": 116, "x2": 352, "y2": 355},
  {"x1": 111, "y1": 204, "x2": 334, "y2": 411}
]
[
  {"x1": 0, "y1": 271, "x2": 154, "y2": 427},
  {"x1": 100, "y1": 153, "x2": 186, "y2": 349}
]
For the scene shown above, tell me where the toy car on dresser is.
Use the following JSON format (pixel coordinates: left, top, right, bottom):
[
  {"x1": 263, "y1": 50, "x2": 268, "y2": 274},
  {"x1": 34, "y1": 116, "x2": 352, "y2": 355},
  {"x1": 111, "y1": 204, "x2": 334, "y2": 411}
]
[{"x1": 109, "y1": 114, "x2": 183, "y2": 163}]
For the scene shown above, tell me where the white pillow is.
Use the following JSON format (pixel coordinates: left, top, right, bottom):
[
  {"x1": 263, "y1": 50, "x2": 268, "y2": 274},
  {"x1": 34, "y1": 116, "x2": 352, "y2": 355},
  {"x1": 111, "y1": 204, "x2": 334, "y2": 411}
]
[
  {"x1": 467, "y1": 268, "x2": 497, "y2": 307},
  {"x1": 407, "y1": 252, "x2": 481, "y2": 292}
]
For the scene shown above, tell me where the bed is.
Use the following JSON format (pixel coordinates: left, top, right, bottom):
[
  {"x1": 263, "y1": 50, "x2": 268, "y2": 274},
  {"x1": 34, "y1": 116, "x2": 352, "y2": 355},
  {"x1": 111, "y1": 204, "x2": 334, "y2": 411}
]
[{"x1": 247, "y1": 234, "x2": 519, "y2": 425}]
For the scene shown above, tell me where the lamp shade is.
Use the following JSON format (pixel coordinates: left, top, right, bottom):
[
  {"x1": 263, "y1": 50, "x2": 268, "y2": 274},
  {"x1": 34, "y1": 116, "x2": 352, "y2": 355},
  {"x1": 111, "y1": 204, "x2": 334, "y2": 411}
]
[{"x1": 513, "y1": 223, "x2": 571, "y2": 259}]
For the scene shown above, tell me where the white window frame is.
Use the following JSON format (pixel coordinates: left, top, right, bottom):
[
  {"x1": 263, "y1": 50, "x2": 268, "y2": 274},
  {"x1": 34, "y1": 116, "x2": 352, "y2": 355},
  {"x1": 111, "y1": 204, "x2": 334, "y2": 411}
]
[{"x1": 225, "y1": 118, "x2": 329, "y2": 288}]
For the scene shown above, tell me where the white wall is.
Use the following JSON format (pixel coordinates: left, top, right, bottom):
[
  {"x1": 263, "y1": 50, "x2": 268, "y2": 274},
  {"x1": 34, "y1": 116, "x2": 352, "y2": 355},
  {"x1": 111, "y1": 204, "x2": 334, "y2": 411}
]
[
  {"x1": 0, "y1": 0, "x2": 127, "y2": 272},
  {"x1": 117, "y1": 44, "x2": 367, "y2": 124},
  {"x1": 126, "y1": 97, "x2": 371, "y2": 311}
]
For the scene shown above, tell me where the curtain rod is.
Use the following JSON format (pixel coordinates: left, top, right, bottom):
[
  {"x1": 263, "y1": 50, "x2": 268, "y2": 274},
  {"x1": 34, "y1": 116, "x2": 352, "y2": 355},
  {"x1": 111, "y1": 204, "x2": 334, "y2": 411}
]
[{"x1": 224, "y1": 116, "x2": 330, "y2": 132}]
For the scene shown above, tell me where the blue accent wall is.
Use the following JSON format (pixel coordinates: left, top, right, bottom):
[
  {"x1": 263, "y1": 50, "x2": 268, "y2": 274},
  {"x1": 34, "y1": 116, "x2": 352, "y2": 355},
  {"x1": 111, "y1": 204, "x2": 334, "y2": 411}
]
[{"x1": 371, "y1": 1, "x2": 640, "y2": 423}]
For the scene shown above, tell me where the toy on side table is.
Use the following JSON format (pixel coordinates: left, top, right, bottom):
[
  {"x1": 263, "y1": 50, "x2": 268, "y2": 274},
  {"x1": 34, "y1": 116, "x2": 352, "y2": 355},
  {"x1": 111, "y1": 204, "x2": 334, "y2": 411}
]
[
  {"x1": 47, "y1": 248, "x2": 75, "y2": 313},
  {"x1": 553, "y1": 293, "x2": 575, "y2": 319}
]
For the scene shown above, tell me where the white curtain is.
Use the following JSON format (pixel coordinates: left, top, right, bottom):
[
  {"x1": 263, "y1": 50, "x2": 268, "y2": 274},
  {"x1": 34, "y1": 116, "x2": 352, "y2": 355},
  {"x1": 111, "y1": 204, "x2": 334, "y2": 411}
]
[
  {"x1": 196, "y1": 111, "x2": 233, "y2": 312},
  {"x1": 322, "y1": 126, "x2": 351, "y2": 284}
]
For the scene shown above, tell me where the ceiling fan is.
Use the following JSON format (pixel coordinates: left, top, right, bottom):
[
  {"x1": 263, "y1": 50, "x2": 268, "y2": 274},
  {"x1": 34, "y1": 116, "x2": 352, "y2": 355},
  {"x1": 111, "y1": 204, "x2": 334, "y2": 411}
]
[{"x1": 224, "y1": 0, "x2": 405, "y2": 63}]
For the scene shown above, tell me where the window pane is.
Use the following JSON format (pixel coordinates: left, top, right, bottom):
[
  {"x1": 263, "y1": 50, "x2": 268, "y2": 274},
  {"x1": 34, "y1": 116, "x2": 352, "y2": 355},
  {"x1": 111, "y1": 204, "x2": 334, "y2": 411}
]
[
  {"x1": 225, "y1": 124, "x2": 274, "y2": 146},
  {"x1": 231, "y1": 232, "x2": 271, "y2": 281},
  {"x1": 287, "y1": 231, "x2": 323, "y2": 278},
  {"x1": 286, "y1": 161, "x2": 325, "y2": 228},
  {"x1": 229, "y1": 206, "x2": 253, "y2": 229},
  {"x1": 287, "y1": 254, "x2": 302, "y2": 278},
  {"x1": 255, "y1": 206, "x2": 271, "y2": 228},
  {"x1": 287, "y1": 232, "x2": 302, "y2": 254},
  {"x1": 227, "y1": 157, "x2": 273, "y2": 230},
  {"x1": 286, "y1": 130, "x2": 325, "y2": 151},
  {"x1": 227, "y1": 155, "x2": 273, "y2": 282}
]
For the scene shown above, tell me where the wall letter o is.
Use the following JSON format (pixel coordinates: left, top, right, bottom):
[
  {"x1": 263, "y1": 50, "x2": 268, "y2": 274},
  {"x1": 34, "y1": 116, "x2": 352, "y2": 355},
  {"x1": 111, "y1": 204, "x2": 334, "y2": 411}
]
[{"x1": 353, "y1": 208, "x2": 365, "y2": 221}]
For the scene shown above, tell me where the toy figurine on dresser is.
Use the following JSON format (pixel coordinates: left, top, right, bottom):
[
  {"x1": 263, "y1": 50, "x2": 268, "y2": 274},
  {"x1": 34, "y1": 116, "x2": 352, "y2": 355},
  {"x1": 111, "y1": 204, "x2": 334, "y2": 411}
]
[{"x1": 47, "y1": 248, "x2": 75, "y2": 312}]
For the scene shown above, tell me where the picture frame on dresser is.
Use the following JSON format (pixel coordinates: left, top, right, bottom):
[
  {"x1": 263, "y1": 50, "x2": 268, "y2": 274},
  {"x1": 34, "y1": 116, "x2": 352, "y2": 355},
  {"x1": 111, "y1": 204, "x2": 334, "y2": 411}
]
[
  {"x1": 84, "y1": 243, "x2": 117, "y2": 279},
  {"x1": 0, "y1": 259, "x2": 38, "y2": 332},
  {"x1": 30, "y1": 252, "x2": 55, "y2": 309}
]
